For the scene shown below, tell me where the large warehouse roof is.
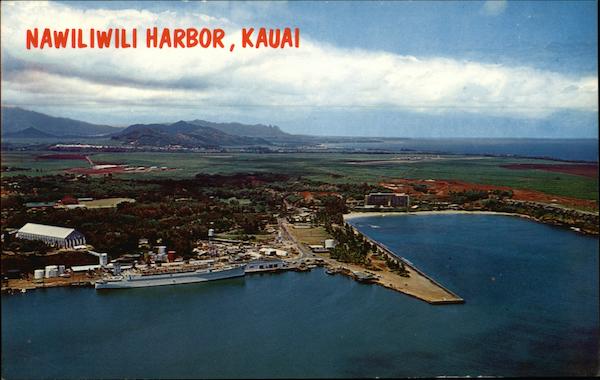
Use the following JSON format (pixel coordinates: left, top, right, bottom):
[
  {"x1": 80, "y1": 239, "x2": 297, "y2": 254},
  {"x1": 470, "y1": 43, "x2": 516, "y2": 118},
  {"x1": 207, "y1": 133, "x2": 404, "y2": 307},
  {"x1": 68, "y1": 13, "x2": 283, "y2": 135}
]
[{"x1": 18, "y1": 223, "x2": 77, "y2": 239}]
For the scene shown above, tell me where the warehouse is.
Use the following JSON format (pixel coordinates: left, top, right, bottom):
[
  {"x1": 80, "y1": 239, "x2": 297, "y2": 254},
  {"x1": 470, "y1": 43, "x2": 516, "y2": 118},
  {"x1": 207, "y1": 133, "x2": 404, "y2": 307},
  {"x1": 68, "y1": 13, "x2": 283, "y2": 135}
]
[{"x1": 16, "y1": 223, "x2": 86, "y2": 248}]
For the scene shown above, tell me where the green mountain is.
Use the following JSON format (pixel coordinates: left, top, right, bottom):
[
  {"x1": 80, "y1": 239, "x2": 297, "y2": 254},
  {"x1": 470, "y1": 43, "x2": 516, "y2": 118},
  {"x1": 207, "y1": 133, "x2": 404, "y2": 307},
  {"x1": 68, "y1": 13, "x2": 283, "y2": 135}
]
[
  {"x1": 113, "y1": 121, "x2": 270, "y2": 148},
  {"x1": 3, "y1": 127, "x2": 57, "y2": 138},
  {"x1": 188, "y1": 119, "x2": 289, "y2": 138},
  {"x1": 1, "y1": 106, "x2": 120, "y2": 137}
]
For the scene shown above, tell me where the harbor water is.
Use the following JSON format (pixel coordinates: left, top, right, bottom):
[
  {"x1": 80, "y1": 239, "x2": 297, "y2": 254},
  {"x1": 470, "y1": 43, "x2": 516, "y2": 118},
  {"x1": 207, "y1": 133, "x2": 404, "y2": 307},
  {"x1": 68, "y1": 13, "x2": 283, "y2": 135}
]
[{"x1": 2, "y1": 214, "x2": 598, "y2": 378}]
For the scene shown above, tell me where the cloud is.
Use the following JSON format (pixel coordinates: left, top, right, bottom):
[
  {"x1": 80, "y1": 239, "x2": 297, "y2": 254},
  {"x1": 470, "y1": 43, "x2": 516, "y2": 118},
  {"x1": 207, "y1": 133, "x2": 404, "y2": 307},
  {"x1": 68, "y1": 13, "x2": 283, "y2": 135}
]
[
  {"x1": 482, "y1": 0, "x2": 507, "y2": 16},
  {"x1": 0, "y1": 0, "x2": 597, "y2": 123}
]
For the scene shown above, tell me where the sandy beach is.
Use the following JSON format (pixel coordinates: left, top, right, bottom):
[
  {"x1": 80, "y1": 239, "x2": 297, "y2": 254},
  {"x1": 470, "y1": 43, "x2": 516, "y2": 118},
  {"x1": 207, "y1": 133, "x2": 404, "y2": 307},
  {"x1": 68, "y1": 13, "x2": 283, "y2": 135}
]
[{"x1": 343, "y1": 210, "x2": 527, "y2": 221}]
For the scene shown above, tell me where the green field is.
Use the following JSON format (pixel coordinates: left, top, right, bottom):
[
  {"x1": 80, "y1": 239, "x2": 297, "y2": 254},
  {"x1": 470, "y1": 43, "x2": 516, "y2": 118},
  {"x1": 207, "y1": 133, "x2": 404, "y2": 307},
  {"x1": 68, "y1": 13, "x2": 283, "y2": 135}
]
[{"x1": 2, "y1": 151, "x2": 598, "y2": 201}]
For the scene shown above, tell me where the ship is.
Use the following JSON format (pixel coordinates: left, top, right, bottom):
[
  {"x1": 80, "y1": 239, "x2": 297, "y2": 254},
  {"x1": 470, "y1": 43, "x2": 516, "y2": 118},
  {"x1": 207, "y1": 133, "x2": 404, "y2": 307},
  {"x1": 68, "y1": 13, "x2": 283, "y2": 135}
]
[{"x1": 95, "y1": 263, "x2": 245, "y2": 289}]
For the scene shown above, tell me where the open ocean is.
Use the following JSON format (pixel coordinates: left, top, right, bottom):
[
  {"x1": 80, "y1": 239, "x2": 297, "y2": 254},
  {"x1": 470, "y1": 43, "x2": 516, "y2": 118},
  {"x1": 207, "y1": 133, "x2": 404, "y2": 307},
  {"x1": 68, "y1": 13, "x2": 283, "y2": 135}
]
[
  {"x1": 334, "y1": 138, "x2": 599, "y2": 162},
  {"x1": 2, "y1": 214, "x2": 599, "y2": 378}
]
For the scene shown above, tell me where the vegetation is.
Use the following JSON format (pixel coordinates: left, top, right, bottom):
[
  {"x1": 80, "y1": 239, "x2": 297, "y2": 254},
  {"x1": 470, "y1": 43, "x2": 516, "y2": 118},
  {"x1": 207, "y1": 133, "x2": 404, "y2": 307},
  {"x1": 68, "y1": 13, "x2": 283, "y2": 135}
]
[
  {"x1": 2, "y1": 151, "x2": 597, "y2": 200},
  {"x1": 1, "y1": 150, "x2": 597, "y2": 272},
  {"x1": 383, "y1": 255, "x2": 409, "y2": 277},
  {"x1": 327, "y1": 224, "x2": 375, "y2": 264},
  {"x1": 449, "y1": 190, "x2": 489, "y2": 204},
  {"x1": 1, "y1": 174, "x2": 285, "y2": 258}
]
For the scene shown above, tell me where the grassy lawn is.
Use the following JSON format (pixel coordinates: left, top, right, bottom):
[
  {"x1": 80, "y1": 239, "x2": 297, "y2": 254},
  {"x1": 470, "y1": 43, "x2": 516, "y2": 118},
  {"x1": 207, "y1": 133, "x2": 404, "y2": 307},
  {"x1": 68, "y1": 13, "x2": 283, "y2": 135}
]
[{"x1": 287, "y1": 226, "x2": 332, "y2": 245}]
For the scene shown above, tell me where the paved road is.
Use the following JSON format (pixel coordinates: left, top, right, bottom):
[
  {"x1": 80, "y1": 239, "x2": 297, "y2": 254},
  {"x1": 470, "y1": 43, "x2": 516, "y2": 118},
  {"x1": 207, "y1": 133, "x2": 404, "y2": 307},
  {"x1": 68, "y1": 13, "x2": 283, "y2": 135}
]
[{"x1": 277, "y1": 218, "x2": 315, "y2": 260}]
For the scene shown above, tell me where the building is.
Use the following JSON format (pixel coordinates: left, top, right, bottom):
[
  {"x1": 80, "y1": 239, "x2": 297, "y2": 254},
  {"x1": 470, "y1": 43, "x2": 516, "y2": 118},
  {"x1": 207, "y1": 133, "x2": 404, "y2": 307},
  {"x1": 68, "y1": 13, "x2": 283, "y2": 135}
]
[
  {"x1": 364, "y1": 193, "x2": 410, "y2": 208},
  {"x1": 309, "y1": 245, "x2": 329, "y2": 253},
  {"x1": 259, "y1": 248, "x2": 288, "y2": 257},
  {"x1": 245, "y1": 259, "x2": 289, "y2": 273},
  {"x1": 24, "y1": 201, "x2": 56, "y2": 209},
  {"x1": 16, "y1": 223, "x2": 86, "y2": 248}
]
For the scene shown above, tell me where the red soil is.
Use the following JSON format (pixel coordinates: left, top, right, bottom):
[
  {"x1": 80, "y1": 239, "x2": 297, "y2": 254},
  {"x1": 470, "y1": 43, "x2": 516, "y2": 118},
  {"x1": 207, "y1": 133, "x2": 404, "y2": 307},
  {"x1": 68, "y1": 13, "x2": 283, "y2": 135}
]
[
  {"x1": 381, "y1": 178, "x2": 597, "y2": 210},
  {"x1": 500, "y1": 163, "x2": 598, "y2": 178},
  {"x1": 300, "y1": 191, "x2": 341, "y2": 201}
]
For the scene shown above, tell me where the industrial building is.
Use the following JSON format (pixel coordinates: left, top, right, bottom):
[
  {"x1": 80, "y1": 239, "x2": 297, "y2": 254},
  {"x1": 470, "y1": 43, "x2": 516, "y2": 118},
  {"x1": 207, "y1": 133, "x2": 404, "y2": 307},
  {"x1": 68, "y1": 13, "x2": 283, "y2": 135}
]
[
  {"x1": 364, "y1": 193, "x2": 410, "y2": 208},
  {"x1": 16, "y1": 223, "x2": 86, "y2": 248}
]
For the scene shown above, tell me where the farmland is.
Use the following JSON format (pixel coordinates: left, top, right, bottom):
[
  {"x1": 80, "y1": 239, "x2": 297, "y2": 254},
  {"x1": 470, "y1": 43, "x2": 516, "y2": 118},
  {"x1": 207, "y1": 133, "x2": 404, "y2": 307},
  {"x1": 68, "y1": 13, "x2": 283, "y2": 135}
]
[{"x1": 2, "y1": 151, "x2": 598, "y2": 202}]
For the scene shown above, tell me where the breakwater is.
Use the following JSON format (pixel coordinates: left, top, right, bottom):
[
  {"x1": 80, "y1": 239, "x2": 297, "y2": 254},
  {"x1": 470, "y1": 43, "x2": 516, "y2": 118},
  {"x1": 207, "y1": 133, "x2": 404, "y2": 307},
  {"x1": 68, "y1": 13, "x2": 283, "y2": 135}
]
[{"x1": 343, "y1": 216, "x2": 464, "y2": 304}]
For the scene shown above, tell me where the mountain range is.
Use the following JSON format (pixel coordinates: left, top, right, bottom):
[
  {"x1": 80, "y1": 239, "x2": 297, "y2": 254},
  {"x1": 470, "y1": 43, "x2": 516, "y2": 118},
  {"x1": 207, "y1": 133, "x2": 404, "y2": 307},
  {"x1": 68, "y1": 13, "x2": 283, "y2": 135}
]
[
  {"x1": 1, "y1": 107, "x2": 120, "y2": 137},
  {"x1": 1, "y1": 106, "x2": 294, "y2": 147}
]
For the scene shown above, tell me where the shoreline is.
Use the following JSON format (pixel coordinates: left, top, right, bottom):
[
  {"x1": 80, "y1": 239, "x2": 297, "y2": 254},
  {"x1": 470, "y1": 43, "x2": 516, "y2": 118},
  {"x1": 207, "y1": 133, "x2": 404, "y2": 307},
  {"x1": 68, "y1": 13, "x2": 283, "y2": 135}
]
[
  {"x1": 343, "y1": 209, "x2": 599, "y2": 236},
  {"x1": 344, "y1": 210, "x2": 524, "y2": 220}
]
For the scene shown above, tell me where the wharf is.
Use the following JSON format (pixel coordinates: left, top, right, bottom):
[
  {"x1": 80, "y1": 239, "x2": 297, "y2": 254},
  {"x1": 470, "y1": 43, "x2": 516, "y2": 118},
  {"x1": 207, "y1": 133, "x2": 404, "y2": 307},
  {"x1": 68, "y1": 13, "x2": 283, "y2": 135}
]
[{"x1": 2, "y1": 273, "x2": 97, "y2": 294}]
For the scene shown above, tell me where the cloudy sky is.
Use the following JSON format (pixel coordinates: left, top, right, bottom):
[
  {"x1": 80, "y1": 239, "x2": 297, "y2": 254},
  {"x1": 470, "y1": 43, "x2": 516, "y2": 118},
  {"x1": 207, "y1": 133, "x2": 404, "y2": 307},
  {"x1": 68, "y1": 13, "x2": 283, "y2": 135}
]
[{"x1": 1, "y1": 0, "x2": 598, "y2": 137}]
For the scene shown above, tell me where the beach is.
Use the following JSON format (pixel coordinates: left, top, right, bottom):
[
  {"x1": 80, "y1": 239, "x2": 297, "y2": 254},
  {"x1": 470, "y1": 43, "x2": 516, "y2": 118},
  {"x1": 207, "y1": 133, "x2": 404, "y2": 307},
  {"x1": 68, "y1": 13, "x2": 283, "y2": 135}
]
[{"x1": 344, "y1": 210, "x2": 521, "y2": 221}]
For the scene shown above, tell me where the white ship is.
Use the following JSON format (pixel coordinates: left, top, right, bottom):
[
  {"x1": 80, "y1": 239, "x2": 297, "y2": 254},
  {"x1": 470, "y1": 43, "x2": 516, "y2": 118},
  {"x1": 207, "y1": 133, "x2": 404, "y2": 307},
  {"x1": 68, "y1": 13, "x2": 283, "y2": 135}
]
[{"x1": 95, "y1": 264, "x2": 245, "y2": 289}]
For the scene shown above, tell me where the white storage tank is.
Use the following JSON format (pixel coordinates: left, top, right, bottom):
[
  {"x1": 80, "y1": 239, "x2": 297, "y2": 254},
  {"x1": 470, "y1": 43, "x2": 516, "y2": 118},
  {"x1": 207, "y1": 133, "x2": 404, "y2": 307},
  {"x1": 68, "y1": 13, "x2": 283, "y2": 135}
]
[
  {"x1": 157, "y1": 246, "x2": 167, "y2": 255},
  {"x1": 208, "y1": 229, "x2": 214, "y2": 238},
  {"x1": 324, "y1": 239, "x2": 336, "y2": 249},
  {"x1": 34, "y1": 269, "x2": 45, "y2": 280},
  {"x1": 57, "y1": 265, "x2": 65, "y2": 275},
  {"x1": 45, "y1": 265, "x2": 58, "y2": 278},
  {"x1": 99, "y1": 253, "x2": 108, "y2": 267}
]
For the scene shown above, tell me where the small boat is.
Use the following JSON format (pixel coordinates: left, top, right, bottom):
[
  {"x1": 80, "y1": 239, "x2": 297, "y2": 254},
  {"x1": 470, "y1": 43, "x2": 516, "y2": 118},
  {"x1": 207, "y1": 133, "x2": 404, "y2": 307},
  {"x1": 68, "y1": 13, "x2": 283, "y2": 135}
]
[{"x1": 353, "y1": 271, "x2": 378, "y2": 283}]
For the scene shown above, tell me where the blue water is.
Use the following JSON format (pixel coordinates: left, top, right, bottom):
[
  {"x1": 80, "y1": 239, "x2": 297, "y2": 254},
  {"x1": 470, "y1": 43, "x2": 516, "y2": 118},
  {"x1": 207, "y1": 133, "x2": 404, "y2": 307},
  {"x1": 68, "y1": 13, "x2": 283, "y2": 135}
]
[
  {"x1": 335, "y1": 138, "x2": 599, "y2": 162},
  {"x1": 2, "y1": 215, "x2": 598, "y2": 378}
]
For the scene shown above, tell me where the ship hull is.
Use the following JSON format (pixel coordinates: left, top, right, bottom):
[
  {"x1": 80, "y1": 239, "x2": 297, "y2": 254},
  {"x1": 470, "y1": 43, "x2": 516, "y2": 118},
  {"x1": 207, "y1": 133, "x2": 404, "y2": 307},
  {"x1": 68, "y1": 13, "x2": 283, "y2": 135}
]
[{"x1": 95, "y1": 265, "x2": 245, "y2": 289}]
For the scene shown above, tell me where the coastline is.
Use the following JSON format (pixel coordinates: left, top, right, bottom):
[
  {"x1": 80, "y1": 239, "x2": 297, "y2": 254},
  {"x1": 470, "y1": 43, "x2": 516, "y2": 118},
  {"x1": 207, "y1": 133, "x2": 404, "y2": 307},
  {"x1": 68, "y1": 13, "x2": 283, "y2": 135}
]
[
  {"x1": 343, "y1": 209, "x2": 599, "y2": 236},
  {"x1": 344, "y1": 210, "x2": 524, "y2": 221}
]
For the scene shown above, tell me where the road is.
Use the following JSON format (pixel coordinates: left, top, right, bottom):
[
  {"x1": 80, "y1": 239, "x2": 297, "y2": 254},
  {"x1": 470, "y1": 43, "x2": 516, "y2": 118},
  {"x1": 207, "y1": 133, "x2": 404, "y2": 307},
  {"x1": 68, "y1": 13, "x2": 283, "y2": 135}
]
[{"x1": 277, "y1": 218, "x2": 315, "y2": 260}]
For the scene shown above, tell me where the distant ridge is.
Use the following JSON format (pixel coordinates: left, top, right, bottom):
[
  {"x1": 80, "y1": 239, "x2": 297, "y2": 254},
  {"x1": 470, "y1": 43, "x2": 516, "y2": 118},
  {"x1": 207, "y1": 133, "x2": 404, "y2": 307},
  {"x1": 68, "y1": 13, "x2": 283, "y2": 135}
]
[
  {"x1": 1, "y1": 107, "x2": 294, "y2": 144},
  {"x1": 188, "y1": 119, "x2": 289, "y2": 138},
  {"x1": 1, "y1": 106, "x2": 120, "y2": 137},
  {"x1": 3, "y1": 127, "x2": 57, "y2": 138}
]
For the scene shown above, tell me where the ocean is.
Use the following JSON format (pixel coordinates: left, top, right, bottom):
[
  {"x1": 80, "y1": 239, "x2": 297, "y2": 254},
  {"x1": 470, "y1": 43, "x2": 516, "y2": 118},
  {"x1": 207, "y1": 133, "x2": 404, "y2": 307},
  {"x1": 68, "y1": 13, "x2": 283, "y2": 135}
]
[
  {"x1": 2, "y1": 214, "x2": 598, "y2": 378},
  {"x1": 333, "y1": 138, "x2": 599, "y2": 162}
]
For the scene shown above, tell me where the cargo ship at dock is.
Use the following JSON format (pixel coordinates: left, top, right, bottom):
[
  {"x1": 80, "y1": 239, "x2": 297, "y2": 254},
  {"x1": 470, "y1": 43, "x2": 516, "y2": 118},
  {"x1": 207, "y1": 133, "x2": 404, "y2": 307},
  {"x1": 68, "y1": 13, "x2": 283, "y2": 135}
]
[{"x1": 95, "y1": 264, "x2": 245, "y2": 289}]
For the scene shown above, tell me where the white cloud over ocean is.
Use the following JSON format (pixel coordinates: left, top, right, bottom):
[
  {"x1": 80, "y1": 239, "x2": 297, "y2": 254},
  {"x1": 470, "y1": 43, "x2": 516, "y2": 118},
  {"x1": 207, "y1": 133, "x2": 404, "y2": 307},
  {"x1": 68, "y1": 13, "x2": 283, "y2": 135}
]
[{"x1": 1, "y1": 1, "x2": 597, "y2": 122}]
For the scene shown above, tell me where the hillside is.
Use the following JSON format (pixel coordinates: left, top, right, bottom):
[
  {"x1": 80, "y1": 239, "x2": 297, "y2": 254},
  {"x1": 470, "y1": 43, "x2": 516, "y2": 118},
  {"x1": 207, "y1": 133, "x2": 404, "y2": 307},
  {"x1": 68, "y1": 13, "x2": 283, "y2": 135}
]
[
  {"x1": 1, "y1": 106, "x2": 120, "y2": 137},
  {"x1": 3, "y1": 127, "x2": 57, "y2": 138},
  {"x1": 113, "y1": 121, "x2": 270, "y2": 147},
  {"x1": 1, "y1": 107, "x2": 303, "y2": 146},
  {"x1": 188, "y1": 119, "x2": 289, "y2": 138}
]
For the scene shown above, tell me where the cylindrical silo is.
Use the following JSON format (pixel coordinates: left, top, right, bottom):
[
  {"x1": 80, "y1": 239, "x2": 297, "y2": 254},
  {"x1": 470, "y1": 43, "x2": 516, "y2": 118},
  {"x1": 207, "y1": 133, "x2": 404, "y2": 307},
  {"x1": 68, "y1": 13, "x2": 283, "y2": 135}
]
[
  {"x1": 34, "y1": 269, "x2": 45, "y2": 280},
  {"x1": 45, "y1": 265, "x2": 58, "y2": 278}
]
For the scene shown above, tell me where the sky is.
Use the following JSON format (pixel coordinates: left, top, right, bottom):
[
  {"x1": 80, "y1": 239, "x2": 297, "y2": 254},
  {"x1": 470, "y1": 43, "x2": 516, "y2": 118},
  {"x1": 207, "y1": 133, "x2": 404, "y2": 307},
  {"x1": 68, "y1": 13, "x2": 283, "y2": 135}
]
[{"x1": 1, "y1": 0, "x2": 598, "y2": 138}]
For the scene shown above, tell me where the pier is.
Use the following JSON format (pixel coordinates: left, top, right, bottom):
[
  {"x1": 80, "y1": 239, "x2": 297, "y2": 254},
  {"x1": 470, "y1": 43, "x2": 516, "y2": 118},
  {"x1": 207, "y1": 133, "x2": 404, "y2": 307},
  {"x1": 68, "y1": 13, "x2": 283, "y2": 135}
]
[{"x1": 2, "y1": 273, "x2": 96, "y2": 294}]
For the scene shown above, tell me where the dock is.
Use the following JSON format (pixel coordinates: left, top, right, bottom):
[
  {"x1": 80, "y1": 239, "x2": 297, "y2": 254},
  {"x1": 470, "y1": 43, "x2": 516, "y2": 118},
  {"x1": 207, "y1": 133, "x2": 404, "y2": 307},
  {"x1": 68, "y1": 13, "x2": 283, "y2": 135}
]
[{"x1": 2, "y1": 273, "x2": 97, "y2": 293}]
